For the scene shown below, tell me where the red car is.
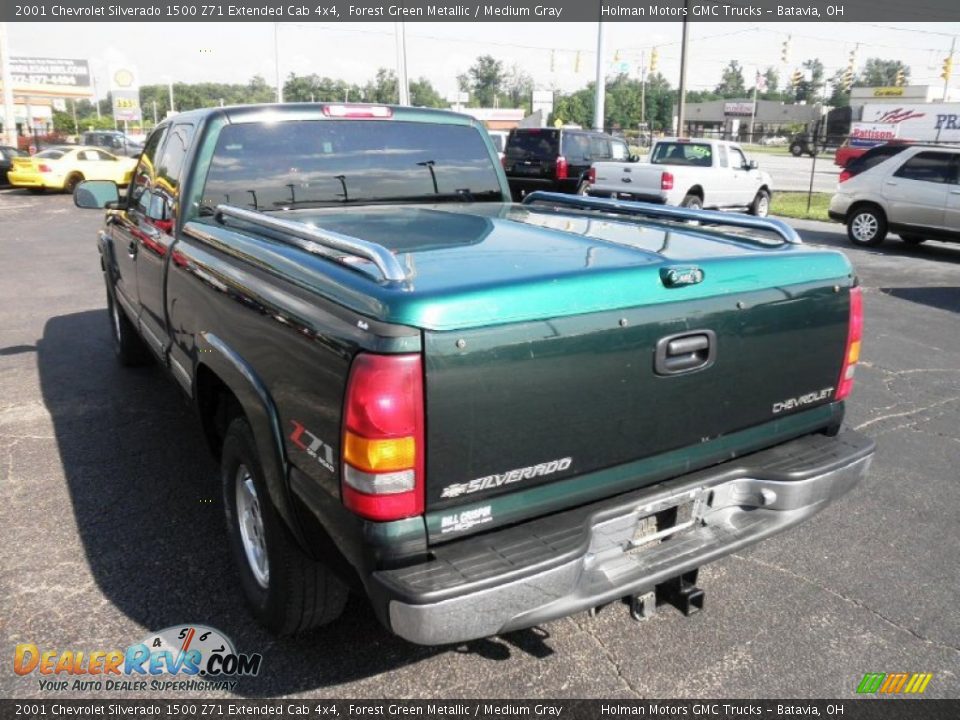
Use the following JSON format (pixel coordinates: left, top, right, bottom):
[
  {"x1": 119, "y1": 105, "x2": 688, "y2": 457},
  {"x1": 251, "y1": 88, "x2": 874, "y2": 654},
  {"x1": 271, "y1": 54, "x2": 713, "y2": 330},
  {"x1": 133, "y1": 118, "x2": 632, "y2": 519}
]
[{"x1": 835, "y1": 139, "x2": 911, "y2": 168}]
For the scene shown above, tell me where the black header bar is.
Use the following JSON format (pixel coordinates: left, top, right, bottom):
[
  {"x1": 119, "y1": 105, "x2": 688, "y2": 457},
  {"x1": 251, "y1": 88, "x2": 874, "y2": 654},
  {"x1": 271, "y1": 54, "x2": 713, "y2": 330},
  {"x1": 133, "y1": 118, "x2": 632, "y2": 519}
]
[{"x1": 4, "y1": 0, "x2": 960, "y2": 23}]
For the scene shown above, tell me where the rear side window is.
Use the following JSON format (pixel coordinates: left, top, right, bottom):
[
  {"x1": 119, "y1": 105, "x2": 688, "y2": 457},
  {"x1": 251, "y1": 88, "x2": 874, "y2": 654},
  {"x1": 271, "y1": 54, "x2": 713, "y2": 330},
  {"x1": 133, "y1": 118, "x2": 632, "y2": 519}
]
[
  {"x1": 850, "y1": 145, "x2": 909, "y2": 175},
  {"x1": 562, "y1": 133, "x2": 591, "y2": 161},
  {"x1": 35, "y1": 149, "x2": 66, "y2": 160},
  {"x1": 589, "y1": 135, "x2": 611, "y2": 160},
  {"x1": 893, "y1": 152, "x2": 956, "y2": 184},
  {"x1": 201, "y1": 120, "x2": 503, "y2": 211},
  {"x1": 506, "y1": 130, "x2": 559, "y2": 160},
  {"x1": 651, "y1": 142, "x2": 713, "y2": 167}
]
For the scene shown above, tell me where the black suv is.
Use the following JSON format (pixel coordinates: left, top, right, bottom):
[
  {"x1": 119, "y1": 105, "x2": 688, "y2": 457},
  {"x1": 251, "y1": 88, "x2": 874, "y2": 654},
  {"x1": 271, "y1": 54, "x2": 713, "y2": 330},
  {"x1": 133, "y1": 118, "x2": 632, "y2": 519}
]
[
  {"x1": 503, "y1": 128, "x2": 631, "y2": 199},
  {"x1": 81, "y1": 131, "x2": 143, "y2": 158}
]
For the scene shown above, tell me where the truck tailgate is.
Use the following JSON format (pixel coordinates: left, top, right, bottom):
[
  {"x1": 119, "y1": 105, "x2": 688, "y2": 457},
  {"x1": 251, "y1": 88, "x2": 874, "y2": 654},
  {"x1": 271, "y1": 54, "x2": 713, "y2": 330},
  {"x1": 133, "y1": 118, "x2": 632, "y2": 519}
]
[{"x1": 423, "y1": 265, "x2": 850, "y2": 535}]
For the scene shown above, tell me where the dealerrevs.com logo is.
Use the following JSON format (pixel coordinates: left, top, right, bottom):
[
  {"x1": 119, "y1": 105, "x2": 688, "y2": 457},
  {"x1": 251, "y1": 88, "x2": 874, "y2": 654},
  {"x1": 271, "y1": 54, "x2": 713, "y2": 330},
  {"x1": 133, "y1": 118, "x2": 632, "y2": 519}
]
[{"x1": 14, "y1": 624, "x2": 262, "y2": 693}]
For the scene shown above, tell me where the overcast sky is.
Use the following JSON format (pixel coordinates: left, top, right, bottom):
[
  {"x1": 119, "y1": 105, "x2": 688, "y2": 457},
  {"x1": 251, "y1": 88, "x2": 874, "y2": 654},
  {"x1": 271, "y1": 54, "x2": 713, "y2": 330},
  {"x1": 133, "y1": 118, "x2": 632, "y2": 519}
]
[{"x1": 9, "y1": 21, "x2": 960, "y2": 100}]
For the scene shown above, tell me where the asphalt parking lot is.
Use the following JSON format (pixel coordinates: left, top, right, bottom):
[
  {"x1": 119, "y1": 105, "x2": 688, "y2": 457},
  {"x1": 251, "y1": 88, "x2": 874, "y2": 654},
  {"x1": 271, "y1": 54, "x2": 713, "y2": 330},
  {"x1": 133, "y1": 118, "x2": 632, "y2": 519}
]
[{"x1": 1, "y1": 189, "x2": 958, "y2": 700}]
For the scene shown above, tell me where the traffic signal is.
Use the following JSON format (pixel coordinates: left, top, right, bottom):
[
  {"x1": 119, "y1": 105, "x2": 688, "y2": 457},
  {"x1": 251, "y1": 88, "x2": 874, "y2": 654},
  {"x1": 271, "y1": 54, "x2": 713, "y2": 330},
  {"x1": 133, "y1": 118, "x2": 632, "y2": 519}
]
[
  {"x1": 781, "y1": 37, "x2": 790, "y2": 64},
  {"x1": 550, "y1": 50, "x2": 555, "y2": 72},
  {"x1": 575, "y1": 51, "x2": 581, "y2": 73},
  {"x1": 614, "y1": 49, "x2": 621, "y2": 62},
  {"x1": 842, "y1": 68, "x2": 855, "y2": 92},
  {"x1": 895, "y1": 68, "x2": 906, "y2": 87},
  {"x1": 650, "y1": 47, "x2": 659, "y2": 73},
  {"x1": 790, "y1": 69, "x2": 803, "y2": 88},
  {"x1": 942, "y1": 55, "x2": 954, "y2": 82}
]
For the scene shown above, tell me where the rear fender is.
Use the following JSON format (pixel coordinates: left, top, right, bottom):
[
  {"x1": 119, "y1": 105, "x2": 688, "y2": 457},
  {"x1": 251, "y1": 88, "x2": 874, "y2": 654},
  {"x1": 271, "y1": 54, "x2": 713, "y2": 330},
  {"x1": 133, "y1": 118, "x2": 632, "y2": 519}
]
[{"x1": 196, "y1": 332, "x2": 307, "y2": 548}]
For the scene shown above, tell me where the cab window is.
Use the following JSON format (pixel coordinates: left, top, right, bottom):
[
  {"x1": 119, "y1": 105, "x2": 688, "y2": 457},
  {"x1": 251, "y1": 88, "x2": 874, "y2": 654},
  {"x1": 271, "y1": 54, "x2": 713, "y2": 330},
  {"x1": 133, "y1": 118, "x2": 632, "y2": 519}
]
[
  {"x1": 611, "y1": 140, "x2": 629, "y2": 161},
  {"x1": 718, "y1": 145, "x2": 729, "y2": 168},
  {"x1": 589, "y1": 135, "x2": 612, "y2": 160}
]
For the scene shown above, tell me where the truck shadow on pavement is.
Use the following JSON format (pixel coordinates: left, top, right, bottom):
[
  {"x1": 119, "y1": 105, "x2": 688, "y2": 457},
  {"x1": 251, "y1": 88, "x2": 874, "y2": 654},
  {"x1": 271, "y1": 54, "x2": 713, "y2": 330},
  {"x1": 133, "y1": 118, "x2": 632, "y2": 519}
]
[
  {"x1": 878, "y1": 287, "x2": 960, "y2": 314},
  {"x1": 38, "y1": 310, "x2": 548, "y2": 697},
  {"x1": 796, "y1": 227, "x2": 960, "y2": 263}
]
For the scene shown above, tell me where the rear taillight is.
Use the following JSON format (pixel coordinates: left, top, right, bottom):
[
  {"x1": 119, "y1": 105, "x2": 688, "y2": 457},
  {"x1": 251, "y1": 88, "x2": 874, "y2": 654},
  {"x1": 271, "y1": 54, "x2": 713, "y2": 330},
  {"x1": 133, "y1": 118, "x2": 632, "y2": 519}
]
[
  {"x1": 835, "y1": 286, "x2": 863, "y2": 401},
  {"x1": 555, "y1": 156, "x2": 568, "y2": 180},
  {"x1": 341, "y1": 353, "x2": 424, "y2": 521},
  {"x1": 587, "y1": 166, "x2": 596, "y2": 185},
  {"x1": 839, "y1": 169, "x2": 852, "y2": 183},
  {"x1": 660, "y1": 171, "x2": 674, "y2": 190},
  {"x1": 38, "y1": 164, "x2": 52, "y2": 173}
]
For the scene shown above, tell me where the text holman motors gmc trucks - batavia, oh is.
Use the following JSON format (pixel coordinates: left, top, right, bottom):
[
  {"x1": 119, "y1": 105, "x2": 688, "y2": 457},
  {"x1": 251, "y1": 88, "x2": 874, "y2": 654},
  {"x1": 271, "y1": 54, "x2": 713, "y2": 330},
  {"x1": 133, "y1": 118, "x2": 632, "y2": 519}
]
[{"x1": 73, "y1": 102, "x2": 874, "y2": 644}]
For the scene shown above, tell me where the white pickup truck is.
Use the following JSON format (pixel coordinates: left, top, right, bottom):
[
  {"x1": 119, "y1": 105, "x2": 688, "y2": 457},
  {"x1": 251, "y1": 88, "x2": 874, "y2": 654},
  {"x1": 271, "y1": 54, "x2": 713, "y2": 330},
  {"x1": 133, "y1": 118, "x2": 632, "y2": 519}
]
[{"x1": 586, "y1": 138, "x2": 773, "y2": 217}]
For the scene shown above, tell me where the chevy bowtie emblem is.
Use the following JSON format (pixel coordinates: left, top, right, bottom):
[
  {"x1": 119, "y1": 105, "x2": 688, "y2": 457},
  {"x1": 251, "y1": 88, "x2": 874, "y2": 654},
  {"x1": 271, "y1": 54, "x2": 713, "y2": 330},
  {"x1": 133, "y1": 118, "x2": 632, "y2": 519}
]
[{"x1": 661, "y1": 266, "x2": 705, "y2": 287}]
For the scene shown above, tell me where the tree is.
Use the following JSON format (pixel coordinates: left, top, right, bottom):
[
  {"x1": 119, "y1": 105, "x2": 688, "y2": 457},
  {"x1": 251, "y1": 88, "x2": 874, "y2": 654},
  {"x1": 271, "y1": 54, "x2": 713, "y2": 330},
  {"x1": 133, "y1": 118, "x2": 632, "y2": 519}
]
[
  {"x1": 763, "y1": 67, "x2": 779, "y2": 94},
  {"x1": 458, "y1": 55, "x2": 506, "y2": 107},
  {"x1": 364, "y1": 68, "x2": 399, "y2": 104},
  {"x1": 715, "y1": 60, "x2": 746, "y2": 98},
  {"x1": 502, "y1": 65, "x2": 534, "y2": 111},
  {"x1": 794, "y1": 58, "x2": 825, "y2": 104},
  {"x1": 858, "y1": 58, "x2": 910, "y2": 87},
  {"x1": 409, "y1": 78, "x2": 445, "y2": 108}
]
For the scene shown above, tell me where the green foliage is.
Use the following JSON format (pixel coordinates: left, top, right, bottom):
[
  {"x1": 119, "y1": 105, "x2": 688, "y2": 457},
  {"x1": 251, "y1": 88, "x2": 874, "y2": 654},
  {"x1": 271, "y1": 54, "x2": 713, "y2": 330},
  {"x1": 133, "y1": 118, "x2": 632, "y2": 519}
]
[
  {"x1": 715, "y1": 61, "x2": 746, "y2": 98},
  {"x1": 459, "y1": 55, "x2": 505, "y2": 107},
  {"x1": 858, "y1": 58, "x2": 910, "y2": 87}
]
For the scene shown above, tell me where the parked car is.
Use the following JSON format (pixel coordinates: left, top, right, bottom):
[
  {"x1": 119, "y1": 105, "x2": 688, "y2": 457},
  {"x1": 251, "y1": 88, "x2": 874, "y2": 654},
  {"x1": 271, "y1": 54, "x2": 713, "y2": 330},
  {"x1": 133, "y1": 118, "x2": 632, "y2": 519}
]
[
  {"x1": 74, "y1": 103, "x2": 873, "y2": 645},
  {"x1": 7, "y1": 145, "x2": 137, "y2": 194},
  {"x1": 487, "y1": 129, "x2": 509, "y2": 155},
  {"x1": 829, "y1": 144, "x2": 960, "y2": 247},
  {"x1": 81, "y1": 130, "x2": 144, "y2": 158},
  {"x1": 759, "y1": 135, "x2": 788, "y2": 146},
  {"x1": 502, "y1": 127, "x2": 631, "y2": 199},
  {"x1": 0, "y1": 145, "x2": 27, "y2": 186},
  {"x1": 587, "y1": 138, "x2": 773, "y2": 216}
]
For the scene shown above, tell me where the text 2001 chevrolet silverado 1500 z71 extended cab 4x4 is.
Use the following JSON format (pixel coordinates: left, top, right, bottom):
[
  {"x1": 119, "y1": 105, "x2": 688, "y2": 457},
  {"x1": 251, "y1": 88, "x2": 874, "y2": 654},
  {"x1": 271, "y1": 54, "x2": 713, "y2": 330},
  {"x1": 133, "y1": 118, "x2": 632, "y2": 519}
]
[{"x1": 74, "y1": 103, "x2": 874, "y2": 645}]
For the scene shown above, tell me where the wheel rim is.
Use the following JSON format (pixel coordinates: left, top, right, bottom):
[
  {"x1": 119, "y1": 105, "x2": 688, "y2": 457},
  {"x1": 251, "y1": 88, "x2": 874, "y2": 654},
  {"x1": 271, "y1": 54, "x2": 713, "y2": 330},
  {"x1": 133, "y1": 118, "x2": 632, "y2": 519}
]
[
  {"x1": 851, "y1": 212, "x2": 878, "y2": 242},
  {"x1": 757, "y1": 195, "x2": 769, "y2": 217},
  {"x1": 236, "y1": 465, "x2": 269, "y2": 588}
]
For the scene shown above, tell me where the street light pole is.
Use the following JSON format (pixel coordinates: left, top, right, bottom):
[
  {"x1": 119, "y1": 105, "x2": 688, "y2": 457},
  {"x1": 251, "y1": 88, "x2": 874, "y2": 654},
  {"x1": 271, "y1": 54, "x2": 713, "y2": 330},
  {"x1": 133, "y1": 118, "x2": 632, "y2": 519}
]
[
  {"x1": 593, "y1": 21, "x2": 606, "y2": 131},
  {"x1": 167, "y1": 79, "x2": 175, "y2": 114},
  {"x1": 395, "y1": 22, "x2": 410, "y2": 105},
  {"x1": 677, "y1": 3, "x2": 690, "y2": 136},
  {"x1": 274, "y1": 23, "x2": 283, "y2": 103},
  {"x1": 0, "y1": 22, "x2": 16, "y2": 146}
]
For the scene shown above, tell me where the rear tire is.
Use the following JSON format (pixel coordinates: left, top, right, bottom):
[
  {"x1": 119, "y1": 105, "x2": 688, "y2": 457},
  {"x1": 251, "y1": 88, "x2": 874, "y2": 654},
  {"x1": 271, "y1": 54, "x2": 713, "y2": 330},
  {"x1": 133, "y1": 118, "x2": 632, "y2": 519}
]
[
  {"x1": 576, "y1": 180, "x2": 590, "y2": 196},
  {"x1": 899, "y1": 234, "x2": 926, "y2": 246},
  {"x1": 104, "y1": 276, "x2": 151, "y2": 367},
  {"x1": 789, "y1": 143, "x2": 804, "y2": 157},
  {"x1": 749, "y1": 189, "x2": 771, "y2": 217},
  {"x1": 846, "y1": 205, "x2": 887, "y2": 247},
  {"x1": 222, "y1": 416, "x2": 348, "y2": 635},
  {"x1": 63, "y1": 173, "x2": 83, "y2": 194},
  {"x1": 681, "y1": 194, "x2": 703, "y2": 210}
]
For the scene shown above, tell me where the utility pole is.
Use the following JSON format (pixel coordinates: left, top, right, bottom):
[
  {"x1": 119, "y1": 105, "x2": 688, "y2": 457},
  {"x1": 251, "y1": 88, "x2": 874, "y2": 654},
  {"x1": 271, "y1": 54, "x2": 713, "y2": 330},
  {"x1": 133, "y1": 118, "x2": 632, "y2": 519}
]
[
  {"x1": 152, "y1": 99, "x2": 157, "y2": 124},
  {"x1": 944, "y1": 36, "x2": 956, "y2": 102},
  {"x1": 71, "y1": 98, "x2": 78, "y2": 135},
  {"x1": 593, "y1": 21, "x2": 606, "y2": 131},
  {"x1": 91, "y1": 69, "x2": 101, "y2": 119},
  {"x1": 676, "y1": 2, "x2": 690, "y2": 136},
  {"x1": 167, "y1": 79, "x2": 175, "y2": 114},
  {"x1": 640, "y1": 50, "x2": 646, "y2": 135},
  {"x1": 0, "y1": 22, "x2": 16, "y2": 146},
  {"x1": 395, "y1": 23, "x2": 410, "y2": 105},
  {"x1": 748, "y1": 69, "x2": 759, "y2": 144},
  {"x1": 274, "y1": 23, "x2": 283, "y2": 103}
]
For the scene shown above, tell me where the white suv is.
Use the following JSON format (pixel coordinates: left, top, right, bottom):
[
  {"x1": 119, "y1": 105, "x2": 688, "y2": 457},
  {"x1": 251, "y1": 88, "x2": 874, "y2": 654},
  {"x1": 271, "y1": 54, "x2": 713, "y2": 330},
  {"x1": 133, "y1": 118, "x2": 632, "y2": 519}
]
[{"x1": 829, "y1": 145, "x2": 960, "y2": 247}]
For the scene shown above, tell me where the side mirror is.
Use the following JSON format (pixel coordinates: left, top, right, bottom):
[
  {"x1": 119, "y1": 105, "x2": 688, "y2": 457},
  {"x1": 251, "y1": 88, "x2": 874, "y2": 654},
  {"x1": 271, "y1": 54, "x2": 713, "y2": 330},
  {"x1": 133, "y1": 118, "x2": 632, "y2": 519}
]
[
  {"x1": 628, "y1": 154, "x2": 640, "y2": 163},
  {"x1": 146, "y1": 191, "x2": 171, "y2": 222},
  {"x1": 74, "y1": 180, "x2": 119, "y2": 209},
  {"x1": 748, "y1": 160, "x2": 759, "y2": 170}
]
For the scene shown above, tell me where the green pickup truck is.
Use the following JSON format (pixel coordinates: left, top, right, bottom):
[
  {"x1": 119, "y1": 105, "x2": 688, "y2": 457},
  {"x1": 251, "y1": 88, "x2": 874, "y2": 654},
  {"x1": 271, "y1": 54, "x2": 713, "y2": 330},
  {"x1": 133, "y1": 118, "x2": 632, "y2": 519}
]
[{"x1": 74, "y1": 103, "x2": 874, "y2": 645}]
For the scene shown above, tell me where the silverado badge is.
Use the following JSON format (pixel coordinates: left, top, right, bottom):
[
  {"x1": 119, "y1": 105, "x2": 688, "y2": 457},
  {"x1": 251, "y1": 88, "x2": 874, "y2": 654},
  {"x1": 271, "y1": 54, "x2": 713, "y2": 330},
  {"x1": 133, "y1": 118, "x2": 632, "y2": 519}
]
[{"x1": 660, "y1": 266, "x2": 705, "y2": 287}]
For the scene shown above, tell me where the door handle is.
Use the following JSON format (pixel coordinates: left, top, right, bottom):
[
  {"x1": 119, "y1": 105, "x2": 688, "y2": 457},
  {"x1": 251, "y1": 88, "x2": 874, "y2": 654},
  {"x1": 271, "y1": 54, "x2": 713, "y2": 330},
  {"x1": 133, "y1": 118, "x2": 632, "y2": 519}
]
[
  {"x1": 654, "y1": 330, "x2": 717, "y2": 376},
  {"x1": 886, "y1": 181, "x2": 898, "y2": 186},
  {"x1": 950, "y1": 189, "x2": 960, "y2": 195}
]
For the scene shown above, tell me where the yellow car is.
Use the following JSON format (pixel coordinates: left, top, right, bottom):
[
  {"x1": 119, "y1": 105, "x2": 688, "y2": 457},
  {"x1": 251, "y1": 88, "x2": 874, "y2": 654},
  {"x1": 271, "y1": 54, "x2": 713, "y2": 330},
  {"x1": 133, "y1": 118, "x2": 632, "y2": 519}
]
[{"x1": 8, "y1": 145, "x2": 137, "y2": 194}]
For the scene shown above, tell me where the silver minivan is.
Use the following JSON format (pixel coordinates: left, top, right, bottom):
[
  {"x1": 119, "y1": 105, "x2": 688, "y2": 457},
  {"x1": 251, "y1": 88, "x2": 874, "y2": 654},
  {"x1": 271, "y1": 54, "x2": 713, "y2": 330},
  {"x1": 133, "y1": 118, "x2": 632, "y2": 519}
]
[{"x1": 829, "y1": 145, "x2": 960, "y2": 247}]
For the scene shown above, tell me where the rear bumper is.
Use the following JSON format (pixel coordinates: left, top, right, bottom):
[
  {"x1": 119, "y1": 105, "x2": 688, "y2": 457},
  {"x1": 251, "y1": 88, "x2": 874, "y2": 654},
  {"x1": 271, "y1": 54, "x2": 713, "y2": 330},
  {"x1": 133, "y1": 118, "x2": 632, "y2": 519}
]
[
  {"x1": 587, "y1": 188, "x2": 667, "y2": 204},
  {"x1": 7, "y1": 171, "x2": 47, "y2": 188},
  {"x1": 372, "y1": 430, "x2": 874, "y2": 645}
]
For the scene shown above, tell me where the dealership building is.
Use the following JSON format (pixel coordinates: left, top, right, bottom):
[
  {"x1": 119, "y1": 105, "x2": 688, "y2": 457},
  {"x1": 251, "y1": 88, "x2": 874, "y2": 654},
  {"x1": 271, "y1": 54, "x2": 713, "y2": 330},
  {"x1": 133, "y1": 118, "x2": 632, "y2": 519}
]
[{"x1": 676, "y1": 99, "x2": 821, "y2": 141}]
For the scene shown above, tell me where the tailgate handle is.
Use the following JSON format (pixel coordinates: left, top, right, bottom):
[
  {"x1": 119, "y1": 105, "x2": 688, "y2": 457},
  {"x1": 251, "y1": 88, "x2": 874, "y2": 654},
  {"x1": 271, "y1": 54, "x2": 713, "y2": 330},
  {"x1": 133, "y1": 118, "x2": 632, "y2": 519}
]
[{"x1": 655, "y1": 330, "x2": 716, "y2": 376}]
